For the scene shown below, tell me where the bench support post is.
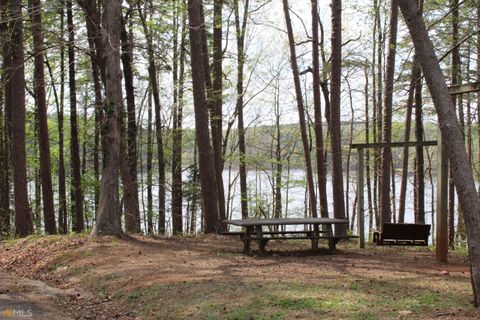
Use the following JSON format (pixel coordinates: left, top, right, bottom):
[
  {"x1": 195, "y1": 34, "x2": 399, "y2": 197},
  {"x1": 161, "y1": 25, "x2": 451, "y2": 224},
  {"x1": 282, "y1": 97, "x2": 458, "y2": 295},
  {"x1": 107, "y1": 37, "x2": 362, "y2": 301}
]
[
  {"x1": 311, "y1": 225, "x2": 319, "y2": 253},
  {"x1": 255, "y1": 225, "x2": 266, "y2": 255},
  {"x1": 327, "y1": 224, "x2": 335, "y2": 253},
  {"x1": 243, "y1": 226, "x2": 253, "y2": 254}
]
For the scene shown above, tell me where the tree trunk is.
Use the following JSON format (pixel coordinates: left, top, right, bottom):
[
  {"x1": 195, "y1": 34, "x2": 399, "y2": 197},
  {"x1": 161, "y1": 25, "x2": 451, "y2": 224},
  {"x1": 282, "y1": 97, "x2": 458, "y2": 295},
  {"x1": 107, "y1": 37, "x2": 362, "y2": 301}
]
[
  {"x1": 330, "y1": 0, "x2": 347, "y2": 235},
  {"x1": 187, "y1": 0, "x2": 220, "y2": 233},
  {"x1": 398, "y1": 55, "x2": 420, "y2": 223},
  {"x1": 477, "y1": 3, "x2": 480, "y2": 177},
  {"x1": 380, "y1": 0, "x2": 399, "y2": 225},
  {"x1": 172, "y1": 0, "x2": 186, "y2": 234},
  {"x1": 81, "y1": 0, "x2": 106, "y2": 212},
  {"x1": 137, "y1": 2, "x2": 167, "y2": 234},
  {"x1": 33, "y1": 147, "x2": 41, "y2": 231},
  {"x1": 274, "y1": 80, "x2": 282, "y2": 222},
  {"x1": 373, "y1": 0, "x2": 384, "y2": 229},
  {"x1": 91, "y1": 0, "x2": 124, "y2": 237},
  {"x1": 120, "y1": 12, "x2": 141, "y2": 234},
  {"x1": 233, "y1": 0, "x2": 249, "y2": 219},
  {"x1": 283, "y1": 0, "x2": 318, "y2": 218},
  {"x1": 211, "y1": 0, "x2": 226, "y2": 229},
  {"x1": 28, "y1": 0, "x2": 56, "y2": 234},
  {"x1": 196, "y1": 3, "x2": 224, "y2": 228},
  {"x1": 345, "y1": 79, "x2": 356, "y2": 226},
  {"x1": 364, "y1": 67, "x2": 374, "y2": 232},
  {"x1": 58, "y1": 4, "x2": 68, "y2": 233},
  {"x1": 67, "y1": 0, "x2": 84, "y2": 233},
  {"x1": 311, "y1": 0, "x2": 329, "y2": 218},
  {"x1": 77, "y1": 0, "x2": 105, "y2": 83},
  {"x1": 83, "y1": 0, "x2": 103, "y2": 215},
  {"x1": 399, "y1": 0, "x2": 480, "y2": 306},
  {"x1": 147, "y1": 90, "x2": 153, "y2": 234},
  {"x1": 415, "y1": 74, "x2": 425, "y2": 224},
  {"x1": 4, "y1": 0, "x2": 33, "y2": 237},
  {"x1": 0, "y1": 1, "x2": 10, "y2": 236}
]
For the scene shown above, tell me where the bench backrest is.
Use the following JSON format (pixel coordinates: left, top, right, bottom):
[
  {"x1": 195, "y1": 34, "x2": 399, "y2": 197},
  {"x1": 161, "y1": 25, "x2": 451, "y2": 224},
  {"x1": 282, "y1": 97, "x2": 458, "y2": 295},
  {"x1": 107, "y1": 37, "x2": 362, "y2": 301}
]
[{"x1": 381, "y1": 223, "x2": 431, "y2": 241}]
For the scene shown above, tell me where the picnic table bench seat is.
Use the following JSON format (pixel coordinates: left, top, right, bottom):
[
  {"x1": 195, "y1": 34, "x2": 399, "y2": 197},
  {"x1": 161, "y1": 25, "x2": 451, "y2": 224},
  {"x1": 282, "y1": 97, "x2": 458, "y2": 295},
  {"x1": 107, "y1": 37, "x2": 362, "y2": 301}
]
[
  {"x1": 220, "y1": 218, "x2": 357, "y2": 255},
  {"x1": 372, "y1": 223, "x2": 430, "y2": 246}
]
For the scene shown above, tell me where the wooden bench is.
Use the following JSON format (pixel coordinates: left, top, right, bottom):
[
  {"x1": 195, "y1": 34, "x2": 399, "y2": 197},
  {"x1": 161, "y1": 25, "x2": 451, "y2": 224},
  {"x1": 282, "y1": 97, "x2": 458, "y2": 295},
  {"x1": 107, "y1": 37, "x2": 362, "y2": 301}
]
[{"x1": 372, "y1": 223, "x2": 430, "y2": 246}]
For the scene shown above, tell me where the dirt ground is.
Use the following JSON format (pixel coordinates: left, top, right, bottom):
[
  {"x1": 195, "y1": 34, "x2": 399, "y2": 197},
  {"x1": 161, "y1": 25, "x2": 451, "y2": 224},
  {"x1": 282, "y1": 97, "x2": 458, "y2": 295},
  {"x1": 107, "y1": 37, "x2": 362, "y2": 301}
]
[{"x1": 0, "y1": 234, "x2": 478, "y2": 319}]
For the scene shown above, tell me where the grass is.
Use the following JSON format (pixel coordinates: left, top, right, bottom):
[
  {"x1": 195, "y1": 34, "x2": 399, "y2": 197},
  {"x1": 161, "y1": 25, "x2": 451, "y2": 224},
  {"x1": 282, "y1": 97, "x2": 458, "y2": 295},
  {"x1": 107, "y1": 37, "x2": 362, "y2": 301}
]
[{"x1": 109, "y1": 273, "x2": 473, "y2": 319}]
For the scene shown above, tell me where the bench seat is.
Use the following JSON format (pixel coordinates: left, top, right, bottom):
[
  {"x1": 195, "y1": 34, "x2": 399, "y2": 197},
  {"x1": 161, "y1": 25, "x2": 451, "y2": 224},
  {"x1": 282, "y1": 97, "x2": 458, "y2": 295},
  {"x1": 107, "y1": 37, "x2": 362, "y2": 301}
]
[{"x1": 373, "y1": 223, "x2": 430, "y2": 246}]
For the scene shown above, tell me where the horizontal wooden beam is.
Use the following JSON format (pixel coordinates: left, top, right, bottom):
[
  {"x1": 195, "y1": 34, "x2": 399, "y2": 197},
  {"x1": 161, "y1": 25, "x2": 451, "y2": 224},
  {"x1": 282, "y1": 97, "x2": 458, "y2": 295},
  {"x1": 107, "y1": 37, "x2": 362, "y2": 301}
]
[
  {"x1": 350, "y1": 140, "x2": 437, "y2": 149},
  {"x1": 448, "y1": 82, "x2": 480, "y2": 95}
]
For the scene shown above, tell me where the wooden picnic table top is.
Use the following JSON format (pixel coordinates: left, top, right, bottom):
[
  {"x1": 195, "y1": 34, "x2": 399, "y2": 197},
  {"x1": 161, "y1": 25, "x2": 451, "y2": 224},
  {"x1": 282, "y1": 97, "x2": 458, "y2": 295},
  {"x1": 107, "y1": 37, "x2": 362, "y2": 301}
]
[{"x1": 223, "y1": 218, "x2": 348, "y2": 227}]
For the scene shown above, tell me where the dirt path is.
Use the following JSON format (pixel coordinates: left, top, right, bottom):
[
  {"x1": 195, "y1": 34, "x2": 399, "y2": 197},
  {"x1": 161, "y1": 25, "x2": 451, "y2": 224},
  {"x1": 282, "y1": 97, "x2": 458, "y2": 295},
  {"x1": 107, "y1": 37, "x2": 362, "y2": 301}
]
[{"x1": 0, "y1": 271, "x2": 73, "y2": 320}]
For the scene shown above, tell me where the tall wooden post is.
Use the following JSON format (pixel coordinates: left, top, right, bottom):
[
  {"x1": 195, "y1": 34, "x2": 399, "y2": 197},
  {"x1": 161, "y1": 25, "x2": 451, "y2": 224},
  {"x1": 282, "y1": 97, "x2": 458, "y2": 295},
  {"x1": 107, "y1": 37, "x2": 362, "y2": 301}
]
[
  {"x1": 436, "y1": 128, "x2": 449, "y2": 263},
  {"x1": 358, "y1": 148, "x2": 365, "y2": 248}
]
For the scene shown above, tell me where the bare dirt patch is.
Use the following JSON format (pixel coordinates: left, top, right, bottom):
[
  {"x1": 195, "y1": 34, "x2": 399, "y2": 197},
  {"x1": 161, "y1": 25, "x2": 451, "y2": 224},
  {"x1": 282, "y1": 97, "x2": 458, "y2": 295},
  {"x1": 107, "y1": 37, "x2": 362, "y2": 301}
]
[{"x1": 0, "y1": 235, "x2": 477, "y2": 319}]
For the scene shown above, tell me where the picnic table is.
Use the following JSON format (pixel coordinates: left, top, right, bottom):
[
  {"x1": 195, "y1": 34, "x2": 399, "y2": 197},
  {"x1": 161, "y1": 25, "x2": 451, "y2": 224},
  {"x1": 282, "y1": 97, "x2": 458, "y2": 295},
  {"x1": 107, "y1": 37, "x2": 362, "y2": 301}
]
[{"x1": 222, "y1": 218, "x2": 350, "y2": 255}]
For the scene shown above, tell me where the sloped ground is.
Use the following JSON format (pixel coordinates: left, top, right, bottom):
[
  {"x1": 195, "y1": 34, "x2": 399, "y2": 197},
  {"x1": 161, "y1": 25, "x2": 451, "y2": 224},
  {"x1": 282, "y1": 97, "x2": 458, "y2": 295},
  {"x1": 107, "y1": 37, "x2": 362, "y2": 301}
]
[{"x1": 0, "y1": 234, "x2": 477, "y2": 319}]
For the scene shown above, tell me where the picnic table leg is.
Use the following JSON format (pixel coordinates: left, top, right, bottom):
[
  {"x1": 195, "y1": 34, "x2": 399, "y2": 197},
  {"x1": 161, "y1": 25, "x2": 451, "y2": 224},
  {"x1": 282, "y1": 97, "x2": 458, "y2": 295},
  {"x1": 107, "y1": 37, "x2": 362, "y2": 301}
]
[
  {"x1": 327, "y1": 224, "x2": 335, "y2": 254},
  {"x1": 255, "y1": 225, "x2": 266, "y2": 255},
  {"x1": 243, "y1": 226, "x2": 252, "y2": 254},
  {"x1": 311, "y1": 225, "x2": 319, "y2": 253}
]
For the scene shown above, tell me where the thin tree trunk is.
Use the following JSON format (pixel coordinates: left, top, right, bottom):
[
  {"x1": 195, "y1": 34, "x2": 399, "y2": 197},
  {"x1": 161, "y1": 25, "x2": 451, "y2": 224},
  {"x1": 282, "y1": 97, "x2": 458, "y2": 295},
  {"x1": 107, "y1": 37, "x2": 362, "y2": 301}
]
[
  {"x1": 190, "y1": 143, "x2": 199, "y2": 234},
  {"x1": 311, "y1": 0, "x2": 329, "y2": 218},
  {"x1": 92, "y1": 0, "x2": 124, "y2": 237},
  {"x1": 391, "y1": 158, "x2": 396, "y2": 223},
  {"x1": 364, "y1": 67, "x2": 374, "y2": 233},
  {"x1": 0, "y1": 119, "x2": 7, "y2": 235},
  {"x1": 413, "y1": 0, "x2": 425, "y2": 226},
  {"x1": 345, "y1": 78, "x2": 355, "y2": 226},
  {"x1": 330, "y1": 0, "x2": 347, "y2": 235},
  {"x1": 379, "y1": 0, "x2": 399, "y2": 225},
  {"x1": 426, "y1": 146, "x2": 435, "y2": 243},
  {"x1": 82, "y1": 90, "x2": 88, "y2": 226},
  {"x1": 318, "y1": 17, "x2": 330, "y2": 130},
  {"x1": 58, "y1": 4, "x2": 68, "y2": 233},
  {"x1": 172, "y1": 0, "x2": 187, "y2": 234},
  {"x1": 28, "y1": 0, "x2": 56, "y2": 234},
  {"x1": 121, "y1": 11, "x2": 141, "y2": 233},
  {"x1": 188, "y1": 0, "x2": 220, "y2": 233},
  {"x1": 399, "y1": 0, "x2": 480, "y2": 306},
  {"x1": 137, "y1": 2, "x2": 167, "y2": 234},
  {"x1": 448, "y1": 0, "x2": 460, "y2": 247},
  {"x1": 34, "y1": 147, "x2": 41, "y2": 231},
  {"x1": 371, "y1": 0, "x2": 378, "y2": 229},
  {"x1": 477, "y1": 3, "x2": 480, "y2": 179},
  {"x1": 211, "y1": 0, "x2": 226, "y2": 228},
  {"x1": 458, "y1": 42, "x2": 471, "y2": 241},
  {"x1": 233, "y1": 0, "x2": 249, "y2": 219},
  {"x1": 147, "y1": 90, "x2": 153, "y2": 234},
  {"x1": 398, "y1": 54, "x2": 420, "y2": 223},
  {"x1": 415, "y1": 73, "x2": 425, "y2": 224},
  {"x1": 373, "y1": 0, "x2": 383, "y2": 229},
  {"x1": 67, "y1": 0, "x2": 84, "y2": 232},
  {"x1": 84, "y1": 1, "x2": 103, "y2": 214},
  {"x1": 283, "y1": 0, "x2": 318, "y2": 218},
  {"x1": 274, "y1": 78, "x2": 282, "y2": 223},
  {"x1": 466, "y1": 42, "x2": 472, "y2": 163},
  {"x1": 4, "y1": 0, "x2": 33, "y2": 236},
  {"x1": 0, "y1": 1, "x2": 10, "y2": 236}
]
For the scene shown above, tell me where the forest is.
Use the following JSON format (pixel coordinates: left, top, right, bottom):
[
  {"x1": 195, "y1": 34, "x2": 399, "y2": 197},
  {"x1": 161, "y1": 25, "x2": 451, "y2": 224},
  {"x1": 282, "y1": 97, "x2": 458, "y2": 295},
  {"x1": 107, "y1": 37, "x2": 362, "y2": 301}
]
[{"x1": 0, "y1": 0, "x2": 480, "y2": 318}]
